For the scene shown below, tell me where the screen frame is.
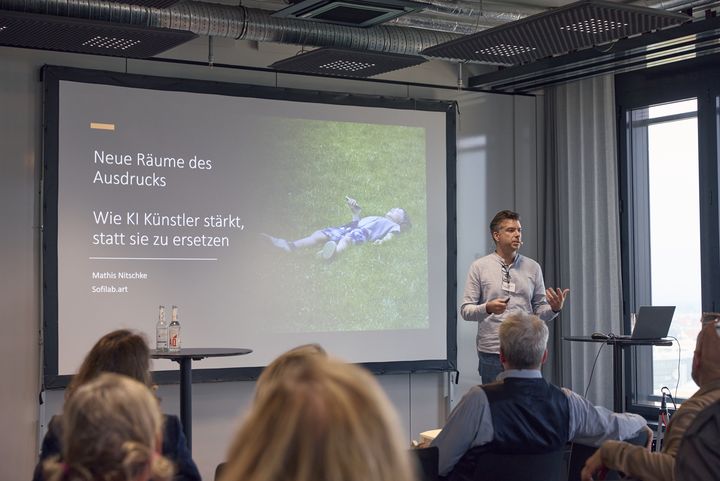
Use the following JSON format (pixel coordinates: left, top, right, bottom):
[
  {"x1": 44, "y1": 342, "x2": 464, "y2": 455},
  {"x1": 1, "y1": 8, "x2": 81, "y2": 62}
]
[{"x1": 41, "y1": 65, "x2": 457, "y2": 389}]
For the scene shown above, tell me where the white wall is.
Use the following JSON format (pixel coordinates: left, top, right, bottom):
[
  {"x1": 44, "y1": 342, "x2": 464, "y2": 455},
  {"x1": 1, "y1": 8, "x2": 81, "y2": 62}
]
[
  {"x1": 0, "y1": 35, "x2": 539, "y2": 481},
  {"x1": 454, "y1": 92, "x2": 541, "y2": 398}
]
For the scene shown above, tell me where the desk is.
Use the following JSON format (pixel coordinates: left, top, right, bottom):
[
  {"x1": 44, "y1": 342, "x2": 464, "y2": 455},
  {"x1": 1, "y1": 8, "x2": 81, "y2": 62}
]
[
  {"x1": 151, "y1": 348, "x2": 252, "y2": 451},
  {"x1": 563, "y1": 337, "x2": 672, "y2": 412}
]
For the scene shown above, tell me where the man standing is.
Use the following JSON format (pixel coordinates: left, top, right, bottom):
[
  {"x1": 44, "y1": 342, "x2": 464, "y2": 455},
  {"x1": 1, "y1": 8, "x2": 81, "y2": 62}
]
[
  {"x1": 581, "y1": 313, "x2": 720, "y2": 481},
  {"x1": 460, "y1": 210, "x2": 569, "y2": 382},
  {"x1": 431, "y1": 313, "x2": 648, "y2": 480}
]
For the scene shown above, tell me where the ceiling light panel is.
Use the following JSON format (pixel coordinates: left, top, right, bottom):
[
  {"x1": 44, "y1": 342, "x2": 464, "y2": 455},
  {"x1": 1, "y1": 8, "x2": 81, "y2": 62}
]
[
  {"x1": 269, "y1": 47, "x2": 427, "y2": 78},
  {"x1": 467, "y1": 15, "x2": 720, "y2": 93},
  {"x1": 422, "y1": 0, "x2": 689, "y2": 65},
  {"x1": 0, "y1": 11, "x2": 197, "y2": 58}
]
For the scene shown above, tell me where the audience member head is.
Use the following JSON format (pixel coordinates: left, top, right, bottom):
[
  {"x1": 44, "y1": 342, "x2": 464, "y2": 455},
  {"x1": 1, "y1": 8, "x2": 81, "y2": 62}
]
[
  {"x1": 499, "y1": 312, "x2": 549, "y2": 370},
  {"x1": 222, "y1": 357, "x2": 414, "y2": 481},
  {"x1": 692, "y1": 313, "x2": 720, "y2": 387},
  {"x1": 66, "y1": 329, "x2": 152, "y2": 399},
  {"x1": 489, "y1": 210, "x2": 520, "y2": 241},
  {"x1": 254, "y1": 344, "x2": 327, "y2": 401},
  {"x1": 43, "y1": 373, "x2": 172, "y2": 481}
]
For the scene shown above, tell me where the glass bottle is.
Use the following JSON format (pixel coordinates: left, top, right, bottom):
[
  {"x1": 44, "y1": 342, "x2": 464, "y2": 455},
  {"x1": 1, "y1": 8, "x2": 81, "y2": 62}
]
[
  {"x1": 168, "y1": 305, "x2": 181, "y2": 352},
  {"x1": 155, "y1": 305, "x2": 168, "y2": 352}
]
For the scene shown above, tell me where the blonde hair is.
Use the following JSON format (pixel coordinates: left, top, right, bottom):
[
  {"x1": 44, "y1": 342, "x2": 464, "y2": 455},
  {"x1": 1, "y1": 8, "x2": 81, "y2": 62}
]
[
  {"x1": 222, "y1": 357, "x2": 415, "y2": 481},
  {"x1": 43, "y1": 373, "x2": 173, "y2": 481},
  {"x1": 254, "y1": 344, "x2": 327, "y2": 401},
  {"x1": 499, "y1": 312, "x2": 548, "y2": 369}
]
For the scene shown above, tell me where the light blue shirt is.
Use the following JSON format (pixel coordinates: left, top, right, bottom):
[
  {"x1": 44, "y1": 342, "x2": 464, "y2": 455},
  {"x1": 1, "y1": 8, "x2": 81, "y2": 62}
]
[
  {"x1": 460, "y1": 253, "x2": 557, "y2": 353},
  {"x1": 431, "y1": 370, "x2": 648, "y2": 476},
  {"x1": 356, "y1": 216, "x2": 400, "y2": 241}
]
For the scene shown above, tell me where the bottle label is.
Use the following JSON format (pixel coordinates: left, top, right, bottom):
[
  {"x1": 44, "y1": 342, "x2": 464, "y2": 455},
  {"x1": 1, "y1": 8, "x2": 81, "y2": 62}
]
[
  {"x1": 157, "y1": 305, "x2": 167, "y2": 351},
  {"x1": 156, "y1": 329, "x2": 168, "y2": 351},
  {"x1": 168, "y1": 327, "x2": 181, "y2": 351}
]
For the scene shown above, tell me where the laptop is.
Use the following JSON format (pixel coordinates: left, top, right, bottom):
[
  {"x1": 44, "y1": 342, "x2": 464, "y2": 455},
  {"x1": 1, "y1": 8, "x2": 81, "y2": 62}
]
[{"x1": 616, "y1": 306, "x2": 675, "y2": 340}]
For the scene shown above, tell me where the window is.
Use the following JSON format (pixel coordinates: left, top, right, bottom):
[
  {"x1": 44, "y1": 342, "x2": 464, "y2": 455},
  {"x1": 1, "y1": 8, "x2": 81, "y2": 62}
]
[
  {"x1": 627, "y1": 99, "x2": 701, "y2": 404},
  {"x1": 617, "y1": 59, "x2": 720, "y2": 415}
]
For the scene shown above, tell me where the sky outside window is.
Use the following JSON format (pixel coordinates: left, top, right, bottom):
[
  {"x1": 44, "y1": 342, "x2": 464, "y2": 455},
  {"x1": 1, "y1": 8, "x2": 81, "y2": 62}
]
[{"x1": 645, "y1": 98, "x2": 700, "y2": 399}]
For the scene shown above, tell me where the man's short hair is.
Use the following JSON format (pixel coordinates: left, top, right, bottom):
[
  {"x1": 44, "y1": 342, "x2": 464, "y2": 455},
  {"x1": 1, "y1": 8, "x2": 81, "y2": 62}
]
[
  {"x1": 489, "y1": 210, "x2": 520, "y2": 236},
  {"x1": 499, "y1": 313, "x2": 548, "y2": 369},
  {"x1": 398, "y1": 208, "x2": 411, "y2": 231}
]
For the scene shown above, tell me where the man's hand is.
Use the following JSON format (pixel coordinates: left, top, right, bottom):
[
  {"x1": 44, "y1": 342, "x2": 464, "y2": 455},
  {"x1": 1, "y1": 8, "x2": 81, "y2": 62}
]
[
  {"x1": 345, "y1": 196, "x2": 361, "y2": 216},
  {"x1": 486, "y1": 298, "x2": 509, "y2": 314},
  {"x1": 373, "y1": 232, "x2": 394, "y2": 245},
  {"x1": 546, "y1": 287, "x2": 570, "y2": 312},
  {"x1": 581, "y1": 449, "x2": 607, "y2": 481}
]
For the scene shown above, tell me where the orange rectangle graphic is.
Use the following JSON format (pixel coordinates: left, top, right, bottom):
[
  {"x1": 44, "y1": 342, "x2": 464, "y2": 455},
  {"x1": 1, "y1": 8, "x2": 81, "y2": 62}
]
[{"x1": 90, "y1": 122, "x2": 115, "y2": 131}]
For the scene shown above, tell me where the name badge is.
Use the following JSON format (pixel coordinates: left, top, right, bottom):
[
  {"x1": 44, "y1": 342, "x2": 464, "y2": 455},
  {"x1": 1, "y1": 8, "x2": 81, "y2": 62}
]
[{"x1": 502, "y1": 281, "x2": 516, "y2": 293}]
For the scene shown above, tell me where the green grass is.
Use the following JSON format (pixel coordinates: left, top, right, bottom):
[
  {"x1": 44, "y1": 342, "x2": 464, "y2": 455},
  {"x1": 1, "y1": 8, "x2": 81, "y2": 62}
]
[{"x1": 264, "y1": 119, "x2": 429, "y2": 332}]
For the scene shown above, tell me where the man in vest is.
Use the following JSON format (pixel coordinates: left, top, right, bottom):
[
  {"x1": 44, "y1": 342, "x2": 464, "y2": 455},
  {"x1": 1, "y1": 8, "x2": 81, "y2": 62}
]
[
  {"x1": 431, "y1": 312, "x2": 649, "y2": 480},
  {"x1": 581, "y1": 313, "x2": 720, "y2": 481}
]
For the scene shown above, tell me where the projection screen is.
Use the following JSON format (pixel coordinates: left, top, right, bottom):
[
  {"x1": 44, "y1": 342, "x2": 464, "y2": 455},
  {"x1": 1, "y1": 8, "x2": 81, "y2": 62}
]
[{"x1": 41, "y1": 66, "x2": 457, "y2": 387}]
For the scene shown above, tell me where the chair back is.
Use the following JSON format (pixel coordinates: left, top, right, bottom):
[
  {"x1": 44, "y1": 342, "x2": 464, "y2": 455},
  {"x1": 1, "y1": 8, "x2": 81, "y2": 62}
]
[
  {"x1": 214, "y1": 461, "x2": 227, "y2": 481},
  {"x1": 564, "y1": 444, "x2": 622, "y2": 481},
  {"x1": 675, "y1": 399, "x2": 720, "y2": 481},
  {"x1": 410, "y1": 446, "x2": 439, "y2": 481},
  {"x1": 448, "y1": 449, "x2": 566, "y2": 481},
  {"x1": 564, "y1": 426, "x2": 649, "y2": 481}
]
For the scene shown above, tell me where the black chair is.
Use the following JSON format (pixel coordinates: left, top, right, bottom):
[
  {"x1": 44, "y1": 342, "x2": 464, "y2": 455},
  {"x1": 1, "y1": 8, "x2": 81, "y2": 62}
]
[
  {"x1": 411, "y1": 446, "x2": 440, "y2": 481},
  {"x1": 564, "y1": 428, "x2": 649, "y2": 481},
  {"x1": 675, "y1": 399, "x2": 720, "y2": 481},
  {"x1": 448, "y1": 449, "x2": 566, "y2": 481},
  {"x1": 214, "y1": 461, "x2": 227, "y2": 481},
  {"x1": 564, "y1": 444, "x2": 621, "y2": 481}
]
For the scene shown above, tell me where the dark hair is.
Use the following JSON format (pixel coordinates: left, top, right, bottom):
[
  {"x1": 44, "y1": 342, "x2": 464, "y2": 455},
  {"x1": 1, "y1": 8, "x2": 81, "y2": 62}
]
[
  {"x1": 489, "y1": 210, "x2": 520, "y2": 235},
  {"x1": 66, "y1": 329, "x2": 152, "y2": 399},
  {"x1": 398, "y1": 208, "x2": 411, "y2": 231}
]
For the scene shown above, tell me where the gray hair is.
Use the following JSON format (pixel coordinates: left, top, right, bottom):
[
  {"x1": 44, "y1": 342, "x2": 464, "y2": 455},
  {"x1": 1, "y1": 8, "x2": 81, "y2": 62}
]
[{"x1": 499, "y1": 313, "x2": 548, "y2": 369}]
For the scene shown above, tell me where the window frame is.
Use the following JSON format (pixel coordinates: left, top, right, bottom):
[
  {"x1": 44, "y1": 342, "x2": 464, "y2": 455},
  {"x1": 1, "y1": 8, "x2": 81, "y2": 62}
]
[{"x1": 616, "y1": 55, "x2": 720, "y2": 416}]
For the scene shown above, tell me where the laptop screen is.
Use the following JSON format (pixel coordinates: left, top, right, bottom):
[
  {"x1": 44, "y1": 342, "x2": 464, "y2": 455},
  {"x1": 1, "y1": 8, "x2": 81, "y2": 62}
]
[{"x1": 631, "y1": 306, "x2": 676, "y2": 339}]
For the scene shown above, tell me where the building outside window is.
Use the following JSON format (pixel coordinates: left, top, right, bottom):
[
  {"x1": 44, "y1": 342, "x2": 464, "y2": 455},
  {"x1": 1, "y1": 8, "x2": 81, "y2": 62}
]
[
  {"x1": 617, "y1": 60, "x2": 720, "y2": 415},
  {"x1": 627, "y1": 99, "x2": 701, "y2": 404}
]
